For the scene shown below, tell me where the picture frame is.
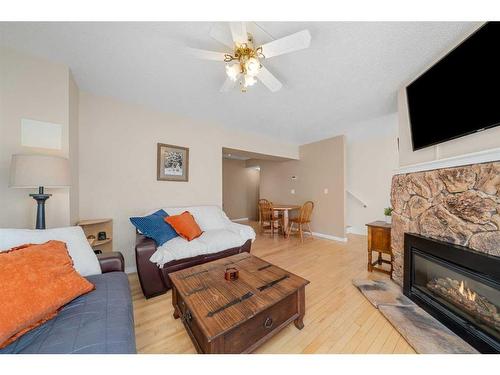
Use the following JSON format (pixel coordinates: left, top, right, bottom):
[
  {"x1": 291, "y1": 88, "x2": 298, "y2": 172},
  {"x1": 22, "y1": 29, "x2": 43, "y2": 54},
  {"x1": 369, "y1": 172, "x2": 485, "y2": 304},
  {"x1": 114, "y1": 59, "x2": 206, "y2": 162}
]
[{"x1": 157, "y1": 143, "x2": 189, "y2": 182}]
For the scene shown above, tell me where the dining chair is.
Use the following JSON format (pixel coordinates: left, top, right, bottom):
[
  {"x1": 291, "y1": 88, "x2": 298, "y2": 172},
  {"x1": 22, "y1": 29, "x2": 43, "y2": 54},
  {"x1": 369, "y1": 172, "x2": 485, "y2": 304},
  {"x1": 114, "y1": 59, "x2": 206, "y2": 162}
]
[
  {"x1": 287, "y1": 201, "x2": 314, "y2": 242},
  {"x1": 258, "y1": 199, "x2": 282, "y2": 236},
  {"x1": 258, "y1": 199, "x2": 270, "y2": 224}
]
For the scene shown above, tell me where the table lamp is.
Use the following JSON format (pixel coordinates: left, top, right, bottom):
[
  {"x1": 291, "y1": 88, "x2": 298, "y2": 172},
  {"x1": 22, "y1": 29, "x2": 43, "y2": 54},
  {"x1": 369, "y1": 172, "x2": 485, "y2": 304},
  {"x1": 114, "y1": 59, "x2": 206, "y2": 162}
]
[{"x1": 9, "y1": 154, "x2": 71, "y2": 229}]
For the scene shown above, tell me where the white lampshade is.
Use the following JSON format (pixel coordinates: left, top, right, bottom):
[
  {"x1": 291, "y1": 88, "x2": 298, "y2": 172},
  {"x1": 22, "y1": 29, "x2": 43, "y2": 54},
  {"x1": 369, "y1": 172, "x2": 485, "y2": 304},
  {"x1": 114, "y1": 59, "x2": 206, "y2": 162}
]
[{"x1": 9, "y1": 154, "x2": 70, "y2": 188}]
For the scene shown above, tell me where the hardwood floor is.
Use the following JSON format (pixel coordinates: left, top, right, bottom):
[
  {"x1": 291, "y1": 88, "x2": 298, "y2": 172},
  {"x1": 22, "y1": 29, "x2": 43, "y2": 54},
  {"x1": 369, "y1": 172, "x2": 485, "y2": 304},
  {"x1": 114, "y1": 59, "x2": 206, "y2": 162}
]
[{"x1": 129, "y1": 223, "x2": 416, "y2": 354}]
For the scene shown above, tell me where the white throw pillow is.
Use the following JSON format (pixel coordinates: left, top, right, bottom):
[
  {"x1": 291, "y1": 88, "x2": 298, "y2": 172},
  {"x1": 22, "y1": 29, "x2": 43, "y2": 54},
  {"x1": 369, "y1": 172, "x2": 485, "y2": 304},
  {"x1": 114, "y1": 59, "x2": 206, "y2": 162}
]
[{"x1": 0, "y1": 226, "x2": 102, "y2": 276}]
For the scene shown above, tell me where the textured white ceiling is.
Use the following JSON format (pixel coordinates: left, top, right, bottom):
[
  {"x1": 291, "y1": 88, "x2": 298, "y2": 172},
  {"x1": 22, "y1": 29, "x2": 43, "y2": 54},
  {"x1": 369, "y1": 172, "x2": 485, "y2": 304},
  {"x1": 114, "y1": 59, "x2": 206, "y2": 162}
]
[{"x1": 0, "y1": 22, "x2": 479, "y2": 144}]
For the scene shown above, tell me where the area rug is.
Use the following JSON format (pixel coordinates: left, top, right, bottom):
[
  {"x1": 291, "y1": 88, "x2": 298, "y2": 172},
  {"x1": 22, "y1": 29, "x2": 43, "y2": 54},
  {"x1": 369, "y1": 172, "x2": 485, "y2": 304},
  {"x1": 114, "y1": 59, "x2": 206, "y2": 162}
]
[
  {"x1": 352, "y1": 279, "x2": 478, "y2": 354},
  {"x1": 352, "y1": 279, "x2": 413, "y2": 307}
]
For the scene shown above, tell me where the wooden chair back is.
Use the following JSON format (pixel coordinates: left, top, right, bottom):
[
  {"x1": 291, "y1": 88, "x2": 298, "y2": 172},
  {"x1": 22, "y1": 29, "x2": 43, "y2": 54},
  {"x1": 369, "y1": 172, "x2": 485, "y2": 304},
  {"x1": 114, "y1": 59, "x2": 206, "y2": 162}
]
[
  {"x1": 258, "y1": 199, "x2": 274, "y2": 222},
  {"x1": 299, "y1": 201, "x2": 314, "y2": 223}
]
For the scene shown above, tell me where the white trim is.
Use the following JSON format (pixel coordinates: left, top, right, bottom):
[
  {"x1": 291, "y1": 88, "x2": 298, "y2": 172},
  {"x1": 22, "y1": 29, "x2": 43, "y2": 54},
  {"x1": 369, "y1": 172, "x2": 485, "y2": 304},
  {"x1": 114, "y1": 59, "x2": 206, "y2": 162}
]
[
  {"x1": 125, "y1": 266, "x2": 137, "y2": 274},
  {"x1": 346, "y1": 190, "x2": 367, "y2": 208},
  {"x1": 346, "y1": 226, "x2": 367, "y2": 235},
  {"x1": 231, "y1": 217, "x2": 249, "y2": 222},
  {"x1": 395, "y1": 147, "x2": 500, "y2": 175},
  {"x1": 312, "y1": 232, "x2": 348, "y2": 242}
]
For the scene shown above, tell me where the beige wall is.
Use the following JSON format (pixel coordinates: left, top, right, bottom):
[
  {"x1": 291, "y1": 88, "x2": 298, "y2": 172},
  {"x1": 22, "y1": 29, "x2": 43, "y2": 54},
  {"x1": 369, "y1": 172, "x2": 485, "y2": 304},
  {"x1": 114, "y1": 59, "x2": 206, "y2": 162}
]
[
  {"x1": 0, "y1": 47, "x2": 72, "y2": 229},
  {"x1": 222, "y1": 158, "x2": 260, "y2": 221},
  {"x1": 345, "y1": 113, "x2": 399, "y2": 235},
  {"x1": 259, "y1": 135, "x2": 346, "y2": 239},
  {"x1": 398, "y1": 24, "x2": 500, "y2": 167},
  {"x1": 78, "y1": 92, "x2": 298, "y2": 269}
]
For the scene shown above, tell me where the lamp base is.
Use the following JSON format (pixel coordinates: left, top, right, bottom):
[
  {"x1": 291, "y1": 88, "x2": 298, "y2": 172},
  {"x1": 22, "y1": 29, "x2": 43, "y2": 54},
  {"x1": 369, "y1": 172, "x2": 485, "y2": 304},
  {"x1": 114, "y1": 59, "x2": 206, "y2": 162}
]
[{"x1": 29, "y1": 186, "x2": 51, "y2": 230}]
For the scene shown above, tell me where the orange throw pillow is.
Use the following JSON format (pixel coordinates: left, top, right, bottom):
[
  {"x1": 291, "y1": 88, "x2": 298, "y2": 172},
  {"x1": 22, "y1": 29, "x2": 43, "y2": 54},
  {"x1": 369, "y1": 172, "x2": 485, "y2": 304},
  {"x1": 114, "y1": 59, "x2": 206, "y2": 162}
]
[
  {"x1": 0, "y1": 240, "x2": 95, "y2": 349},
  {"x1": 165, "y1": 211, "x2": 203, "y2": 241}
]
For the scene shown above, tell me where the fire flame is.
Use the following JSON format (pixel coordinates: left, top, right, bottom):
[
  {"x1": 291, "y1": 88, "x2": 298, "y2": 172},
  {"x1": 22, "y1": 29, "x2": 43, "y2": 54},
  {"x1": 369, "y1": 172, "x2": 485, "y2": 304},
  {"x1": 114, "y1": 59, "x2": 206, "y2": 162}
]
[{"x1": 458, "y1": 280, "x2": 476, "y2": 302}]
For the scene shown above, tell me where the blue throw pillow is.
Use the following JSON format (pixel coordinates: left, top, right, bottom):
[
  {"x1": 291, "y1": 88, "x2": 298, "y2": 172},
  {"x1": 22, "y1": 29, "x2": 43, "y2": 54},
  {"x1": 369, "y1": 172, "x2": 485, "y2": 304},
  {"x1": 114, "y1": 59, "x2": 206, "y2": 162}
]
[{"x1": 129, "y1": 209, "x2": 178, "y2": 246}]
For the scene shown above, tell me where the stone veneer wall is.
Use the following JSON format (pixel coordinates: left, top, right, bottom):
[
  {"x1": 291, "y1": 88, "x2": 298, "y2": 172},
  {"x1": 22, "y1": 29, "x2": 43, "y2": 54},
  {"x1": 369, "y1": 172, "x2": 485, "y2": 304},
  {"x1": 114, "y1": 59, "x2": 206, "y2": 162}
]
[{"x1": 390, "y1": 161, "x2": 500, "y2": 285}]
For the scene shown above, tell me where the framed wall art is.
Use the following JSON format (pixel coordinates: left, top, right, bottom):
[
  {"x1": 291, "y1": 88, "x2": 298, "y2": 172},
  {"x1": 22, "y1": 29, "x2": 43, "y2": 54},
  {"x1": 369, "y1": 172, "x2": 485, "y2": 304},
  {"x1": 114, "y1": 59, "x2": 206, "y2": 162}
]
[{"x1": 157, "y1": 143, "x2": 189, "y2": 182}]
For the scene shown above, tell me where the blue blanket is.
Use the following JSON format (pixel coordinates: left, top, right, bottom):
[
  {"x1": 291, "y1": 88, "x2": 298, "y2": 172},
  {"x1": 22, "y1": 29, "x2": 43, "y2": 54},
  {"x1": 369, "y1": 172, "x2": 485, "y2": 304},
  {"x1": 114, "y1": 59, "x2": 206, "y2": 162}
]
[{"x1": 0, "y1": 272, "x2": 136, "y2": 354}]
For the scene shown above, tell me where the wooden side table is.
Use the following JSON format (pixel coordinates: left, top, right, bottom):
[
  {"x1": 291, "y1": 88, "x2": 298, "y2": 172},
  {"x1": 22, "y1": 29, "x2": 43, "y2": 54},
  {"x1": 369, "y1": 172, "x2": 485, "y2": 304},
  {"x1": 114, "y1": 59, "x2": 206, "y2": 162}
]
[{"x1": 366, "y1": 221, "x2": 393, "y2": 278}]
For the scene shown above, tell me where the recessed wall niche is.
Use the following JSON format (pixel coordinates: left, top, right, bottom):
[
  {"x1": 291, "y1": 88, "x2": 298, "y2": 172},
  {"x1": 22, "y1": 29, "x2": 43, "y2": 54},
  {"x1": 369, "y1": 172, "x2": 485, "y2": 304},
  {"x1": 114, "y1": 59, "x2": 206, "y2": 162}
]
[{"x1": 21, "y1": 118, "x2": 62, "y2": 150}]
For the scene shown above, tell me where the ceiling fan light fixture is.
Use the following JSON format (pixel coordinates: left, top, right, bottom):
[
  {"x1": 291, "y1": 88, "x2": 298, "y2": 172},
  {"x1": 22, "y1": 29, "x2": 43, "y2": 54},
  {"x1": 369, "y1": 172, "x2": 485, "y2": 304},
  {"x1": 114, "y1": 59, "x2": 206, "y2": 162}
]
[
  {"x1": 245, "y1": 57, "x2": 261, "y2": 76},
  {"x1": 191, "y1": 23, "x2": 311, "y2": 93},
  {"x1": 243, "y1": 74, "x2": 257, "y2": 87},
  {"x1": 225, "y1": 63, "x2": 241, "y2": 81}
]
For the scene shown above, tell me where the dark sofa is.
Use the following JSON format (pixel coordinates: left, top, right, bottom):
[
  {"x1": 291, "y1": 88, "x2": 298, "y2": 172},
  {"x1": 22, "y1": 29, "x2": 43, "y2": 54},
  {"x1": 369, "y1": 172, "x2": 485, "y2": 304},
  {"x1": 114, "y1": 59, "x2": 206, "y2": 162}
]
[
  {"x1": 136, "y1": 234, "x2": 252, "y2": 298},
  {"x1": 0, "y1": 252, "x2": 136, "y2": 354}
]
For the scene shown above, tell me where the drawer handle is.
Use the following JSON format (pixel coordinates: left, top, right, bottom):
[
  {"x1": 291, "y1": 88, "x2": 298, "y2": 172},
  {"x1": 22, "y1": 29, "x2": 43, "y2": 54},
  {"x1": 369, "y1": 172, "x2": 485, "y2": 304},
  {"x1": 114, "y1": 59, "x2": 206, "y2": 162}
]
[
  {"x1": 264, "y1": 317, "x2": 273, "y2": 329},
  {"x1": 184, "y1": 310, "x2": 192, "y2": 323}
]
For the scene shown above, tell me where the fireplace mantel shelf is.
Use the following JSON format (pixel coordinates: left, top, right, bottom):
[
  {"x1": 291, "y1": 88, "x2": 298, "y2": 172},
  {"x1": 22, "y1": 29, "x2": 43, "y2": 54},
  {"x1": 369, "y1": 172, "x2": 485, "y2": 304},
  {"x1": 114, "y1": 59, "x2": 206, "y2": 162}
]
[{"x1": 395, "y1": 147, "x2": 500, "y2": 175}]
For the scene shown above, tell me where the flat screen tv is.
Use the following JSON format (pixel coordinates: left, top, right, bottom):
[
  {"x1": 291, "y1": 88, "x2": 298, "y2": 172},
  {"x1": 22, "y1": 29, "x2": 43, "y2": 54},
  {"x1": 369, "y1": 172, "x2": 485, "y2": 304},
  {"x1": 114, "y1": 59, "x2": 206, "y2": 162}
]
[{"x1": 406, "y1": 22, "x2": 500, "y2": 151}]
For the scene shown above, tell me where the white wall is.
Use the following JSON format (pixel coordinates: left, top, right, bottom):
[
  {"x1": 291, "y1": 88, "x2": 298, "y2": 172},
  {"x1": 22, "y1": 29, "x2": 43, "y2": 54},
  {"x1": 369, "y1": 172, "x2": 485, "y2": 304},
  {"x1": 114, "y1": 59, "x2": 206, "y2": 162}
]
[
  {"x1": 0, "y1": 47, "x2": 73, "y2": 229},
  {"x1": 78, "y1": 92, "x2": 299, "y2": 269},
  {"x1": 345, "y1": 113, "x2": 398, "y2": 235}
]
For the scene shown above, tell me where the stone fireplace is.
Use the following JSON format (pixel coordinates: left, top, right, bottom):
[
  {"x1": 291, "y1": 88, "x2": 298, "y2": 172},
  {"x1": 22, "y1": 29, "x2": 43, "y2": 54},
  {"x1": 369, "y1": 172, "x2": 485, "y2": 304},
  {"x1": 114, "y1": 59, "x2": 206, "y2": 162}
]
[
  {"x1": 390, "y1": 161, "x2": 500, "y2": 285},
  {"x1": 390, "y1": 160, "x2": 500, "y2": 352}
]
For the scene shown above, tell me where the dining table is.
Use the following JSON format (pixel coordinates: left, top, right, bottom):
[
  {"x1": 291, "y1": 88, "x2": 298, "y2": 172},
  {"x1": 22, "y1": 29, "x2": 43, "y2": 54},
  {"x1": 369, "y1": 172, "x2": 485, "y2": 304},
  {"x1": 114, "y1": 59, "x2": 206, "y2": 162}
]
[{"x1": 272, "y1": 203, "x2": 301, "y2": 237}]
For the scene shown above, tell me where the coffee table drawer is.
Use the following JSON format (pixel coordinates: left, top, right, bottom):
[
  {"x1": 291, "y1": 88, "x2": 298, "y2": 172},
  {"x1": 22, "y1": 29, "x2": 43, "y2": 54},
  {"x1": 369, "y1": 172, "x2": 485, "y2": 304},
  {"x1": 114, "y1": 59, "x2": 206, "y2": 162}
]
[{"x1": 223, "y1": 292, "x2": 298, "y2": 353}]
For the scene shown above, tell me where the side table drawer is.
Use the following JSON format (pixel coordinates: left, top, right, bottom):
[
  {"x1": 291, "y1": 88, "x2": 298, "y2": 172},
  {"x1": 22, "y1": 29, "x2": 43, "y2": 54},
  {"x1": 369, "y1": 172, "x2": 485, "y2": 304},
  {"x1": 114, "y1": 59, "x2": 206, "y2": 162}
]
[
  {"x1": 369, "y1": 227, "x2": 391, "y2": 252},
  {"x1": 223, "y1": 292, "x2": 298, "y2": 353}
]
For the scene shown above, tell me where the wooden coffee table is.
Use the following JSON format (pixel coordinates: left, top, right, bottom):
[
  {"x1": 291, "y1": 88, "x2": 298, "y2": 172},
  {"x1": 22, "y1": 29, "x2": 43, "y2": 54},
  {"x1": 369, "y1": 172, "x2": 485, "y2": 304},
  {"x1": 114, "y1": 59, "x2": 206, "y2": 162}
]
[{"x1": 169, "y1": 253, "x2": 309, "y2": 354}]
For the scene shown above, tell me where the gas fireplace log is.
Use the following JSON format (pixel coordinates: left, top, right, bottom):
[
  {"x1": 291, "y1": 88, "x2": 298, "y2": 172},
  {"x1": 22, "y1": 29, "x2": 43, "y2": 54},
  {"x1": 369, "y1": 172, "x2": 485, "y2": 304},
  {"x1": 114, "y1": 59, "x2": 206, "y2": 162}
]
[{"x1": 427, "y1": 277, "x2": 500, "y2": 332}]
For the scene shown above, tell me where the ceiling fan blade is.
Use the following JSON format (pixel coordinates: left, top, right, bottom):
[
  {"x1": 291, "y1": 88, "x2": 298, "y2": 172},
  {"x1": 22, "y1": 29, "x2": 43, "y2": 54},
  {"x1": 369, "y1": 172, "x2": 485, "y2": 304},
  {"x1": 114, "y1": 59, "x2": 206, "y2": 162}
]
[
  {"x1": 259, "y1": 29, "x2": 311, "y2": 59},
  {"x1": 209, "y1": 24, "x2": 234, "y2": 48},
  {"x1": 229, "y1": 22, "x2": 248, "y2": 44},
  {"x1": 220, "y1": 77, "x2": 237, "y2": 92},
  {"x1": 186, "y1": 47, "x2": 227, "y2": 61},
  {"x1": 246, "y1": 22, "x2": 274, "y2": 45},
  {"x1": 257, "y1": 65, "x2": 283, "y2": 92}
]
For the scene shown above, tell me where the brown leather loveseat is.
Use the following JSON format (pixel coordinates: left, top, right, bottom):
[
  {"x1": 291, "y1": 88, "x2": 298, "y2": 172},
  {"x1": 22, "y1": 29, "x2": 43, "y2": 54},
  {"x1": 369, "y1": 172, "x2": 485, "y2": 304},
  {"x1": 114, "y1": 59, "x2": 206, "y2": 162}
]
[{"x1": 135, "y1": 234, "x2": 252, "y2": 298}]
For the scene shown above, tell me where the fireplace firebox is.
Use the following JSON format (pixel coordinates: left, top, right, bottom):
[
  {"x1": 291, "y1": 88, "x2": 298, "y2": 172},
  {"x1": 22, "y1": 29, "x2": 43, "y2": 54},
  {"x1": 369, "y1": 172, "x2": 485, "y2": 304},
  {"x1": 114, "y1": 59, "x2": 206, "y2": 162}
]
[{"x1": 404, "y1": 233, "x2": 500, "y2": 353}]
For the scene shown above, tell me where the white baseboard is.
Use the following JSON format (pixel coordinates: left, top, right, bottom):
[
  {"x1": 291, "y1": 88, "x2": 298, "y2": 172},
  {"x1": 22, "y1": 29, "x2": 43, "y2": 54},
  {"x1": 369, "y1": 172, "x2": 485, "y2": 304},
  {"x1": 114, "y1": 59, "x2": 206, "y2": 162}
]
[
  {"x1": 232, "y1": 217, "x2": 249, "y2": 222},
  {"x1": 346, "y1": 226, "x2": 367, "y2": 235},
  {"x1": 125, "y1": 266, "x2": 137, "y2": 274},
  {"x1": 312, "y1": 232, "x2": 348, "y2": 242}
]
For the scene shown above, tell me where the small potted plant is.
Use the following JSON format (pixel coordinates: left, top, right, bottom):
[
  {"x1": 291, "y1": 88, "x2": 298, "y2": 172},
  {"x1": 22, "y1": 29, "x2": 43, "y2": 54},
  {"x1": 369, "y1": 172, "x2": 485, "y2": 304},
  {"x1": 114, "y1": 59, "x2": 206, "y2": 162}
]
[{"x1": 384, "y1": 207, "x2": 393, "y2": 224}]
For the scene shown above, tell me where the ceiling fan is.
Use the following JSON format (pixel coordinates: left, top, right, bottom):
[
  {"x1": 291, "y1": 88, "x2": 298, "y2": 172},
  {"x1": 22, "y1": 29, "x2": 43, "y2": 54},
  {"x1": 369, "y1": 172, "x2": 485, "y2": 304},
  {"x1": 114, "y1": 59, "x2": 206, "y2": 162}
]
[{"x1": 187, "y1": 22, "x2": 312, "y2": 93}]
